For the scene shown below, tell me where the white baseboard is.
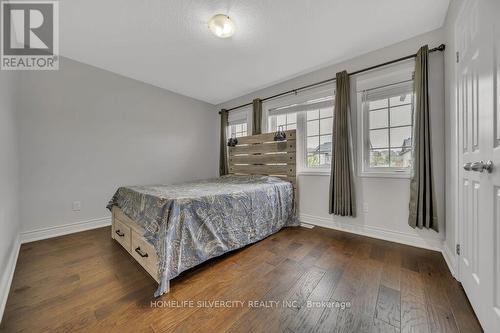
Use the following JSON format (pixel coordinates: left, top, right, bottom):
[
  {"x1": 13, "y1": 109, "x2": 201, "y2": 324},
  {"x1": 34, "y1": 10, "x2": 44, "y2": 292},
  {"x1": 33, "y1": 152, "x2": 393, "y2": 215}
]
[
  {"x1": 0, "y1": 235, "x2": 21, "y2": 323},
  {"x1": 299, "y1": 213, "x2": 460, "y2": 279},
  {"x1": 442, "y1": 243, "x2": 457, "y2": 278},
  {"x1": 20, "y1": 216, "x2": 111, "y2": 244},
  {"x1": 300, "y1": 213, "x2": 443, "y2": 251}
]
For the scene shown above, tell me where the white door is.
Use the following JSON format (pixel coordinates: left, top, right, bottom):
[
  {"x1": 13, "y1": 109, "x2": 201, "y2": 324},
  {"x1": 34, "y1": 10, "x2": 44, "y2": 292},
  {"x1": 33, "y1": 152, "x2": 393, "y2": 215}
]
[{"x1": 456, "y1": 0, "x2": 500, "y2": 331}]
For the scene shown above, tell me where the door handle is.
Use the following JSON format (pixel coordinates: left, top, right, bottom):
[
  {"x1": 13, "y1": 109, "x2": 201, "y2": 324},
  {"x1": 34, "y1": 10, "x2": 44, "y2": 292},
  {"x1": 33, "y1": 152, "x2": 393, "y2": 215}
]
[
  {"x1": 471, "y1": 160, "x2": 494, "y2": 173},
  {"x1": 463, "y1": 162, "x2": 472, "y2": 171}
]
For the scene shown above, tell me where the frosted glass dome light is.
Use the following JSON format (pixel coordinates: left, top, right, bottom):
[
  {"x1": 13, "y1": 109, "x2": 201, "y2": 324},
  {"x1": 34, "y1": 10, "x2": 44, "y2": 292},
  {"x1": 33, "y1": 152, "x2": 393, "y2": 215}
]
[{"x1": 208, "y1": 14, "x2": 235, "y2": 38}]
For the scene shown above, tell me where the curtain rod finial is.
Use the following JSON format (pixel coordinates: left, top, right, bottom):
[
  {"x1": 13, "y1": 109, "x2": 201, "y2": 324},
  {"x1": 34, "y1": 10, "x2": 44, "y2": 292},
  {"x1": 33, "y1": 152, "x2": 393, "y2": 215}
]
[{"x1": 437, "y1": 44, "x2": 446, "y2": 51}]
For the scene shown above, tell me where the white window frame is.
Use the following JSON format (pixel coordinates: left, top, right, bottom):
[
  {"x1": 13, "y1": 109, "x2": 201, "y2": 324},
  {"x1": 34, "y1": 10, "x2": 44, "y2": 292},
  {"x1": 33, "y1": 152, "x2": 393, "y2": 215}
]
[
  {"x1": 264, "y1": 85, "x2": 335, "y2": 175},
  {"x1": 356, "y1": 61, "x2": 415, "y2": 178}
]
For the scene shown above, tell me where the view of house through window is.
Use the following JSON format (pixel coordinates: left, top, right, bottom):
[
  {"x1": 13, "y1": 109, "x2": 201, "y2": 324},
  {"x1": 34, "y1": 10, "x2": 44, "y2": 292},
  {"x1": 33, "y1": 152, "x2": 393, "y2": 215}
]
[
  {"x1": 368, "y1": 92, "x2": 413, "y2": 169},
  {"x1": 306, "y1": 108, "x2": 333, "y2": 167}
]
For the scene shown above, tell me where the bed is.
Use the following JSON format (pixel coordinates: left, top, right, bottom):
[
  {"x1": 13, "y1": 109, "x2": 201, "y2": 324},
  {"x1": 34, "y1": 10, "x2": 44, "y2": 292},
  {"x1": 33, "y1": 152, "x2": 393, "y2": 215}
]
[{"x1": 107, "y1": 130, "x2": 298, "y2": 297}]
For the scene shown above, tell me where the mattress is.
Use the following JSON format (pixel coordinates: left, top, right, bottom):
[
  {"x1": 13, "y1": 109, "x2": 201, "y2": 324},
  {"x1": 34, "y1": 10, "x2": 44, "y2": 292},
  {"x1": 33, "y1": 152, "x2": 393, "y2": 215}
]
[{"x1": 107, "y1": 174, "x2": 298, "y2": 296}]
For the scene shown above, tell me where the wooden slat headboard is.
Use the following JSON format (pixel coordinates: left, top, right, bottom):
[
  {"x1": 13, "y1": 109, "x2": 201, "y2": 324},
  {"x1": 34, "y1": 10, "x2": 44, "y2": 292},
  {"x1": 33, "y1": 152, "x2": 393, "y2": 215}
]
[{"x1": 228, "y1": 130, "x2": 296, "y2": 188}]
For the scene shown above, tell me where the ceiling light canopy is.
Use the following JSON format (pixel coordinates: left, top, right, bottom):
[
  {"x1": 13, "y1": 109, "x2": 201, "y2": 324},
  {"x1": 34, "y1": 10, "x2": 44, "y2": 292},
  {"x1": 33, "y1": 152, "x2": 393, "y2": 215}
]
[{"x1": 208, "y1": 14, "x2": 235, "y2": 38}]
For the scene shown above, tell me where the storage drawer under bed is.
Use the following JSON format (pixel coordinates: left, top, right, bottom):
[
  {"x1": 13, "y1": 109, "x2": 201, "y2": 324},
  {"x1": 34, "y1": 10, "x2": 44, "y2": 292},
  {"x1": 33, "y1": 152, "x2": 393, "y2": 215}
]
[
  {"x1": 113, "y1": 218, "x2": 131, "y2": 251},
  {"x1": 131, "y1": 232, "x2": 159, "y2": 280},
  {"x1": 111, "y1": 207, "x2": 160, "y2": 283}
]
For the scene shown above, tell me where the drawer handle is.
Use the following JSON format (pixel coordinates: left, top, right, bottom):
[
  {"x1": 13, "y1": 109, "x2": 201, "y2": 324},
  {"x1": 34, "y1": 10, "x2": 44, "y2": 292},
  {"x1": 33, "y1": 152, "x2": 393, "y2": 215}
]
[
  {"x1": 135, "y1": 247, "x2": 149, "y2": 258},
  {"x1": 115, "y1": 230, "x2": 125, "y2": 237}
]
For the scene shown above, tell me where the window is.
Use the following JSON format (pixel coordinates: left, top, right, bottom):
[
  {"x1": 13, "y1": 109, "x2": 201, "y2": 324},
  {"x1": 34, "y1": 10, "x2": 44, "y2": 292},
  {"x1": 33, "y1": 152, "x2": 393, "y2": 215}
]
[
  {"x1": 359, "y1": 78, "x2": 414, "y2": 177},
  {"x1": 229, "y1": 121, "x2": 247, "y2": 138},
  {"x1": 267, "y1": 89, "x2": 334, "y2": 173},
  {"x1": 269, "y1": 113, "x2": 297, "y2": 131},
  {"x1": 367, "y1": 93, "x2": 413, "y2": 168},
  {"x1": 305, "y1": 107, "x2": 333, "y2": 168},
  {"x1": 227, "y1": 107, "x2": 251, "y2": 139}
]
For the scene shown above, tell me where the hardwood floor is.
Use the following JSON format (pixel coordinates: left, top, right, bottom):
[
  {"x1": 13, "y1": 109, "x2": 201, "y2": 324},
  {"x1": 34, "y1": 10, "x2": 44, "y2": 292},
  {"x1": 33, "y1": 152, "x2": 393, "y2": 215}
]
[{"x1": 1, "y1": 226, "x2": 482, "y2": 333}]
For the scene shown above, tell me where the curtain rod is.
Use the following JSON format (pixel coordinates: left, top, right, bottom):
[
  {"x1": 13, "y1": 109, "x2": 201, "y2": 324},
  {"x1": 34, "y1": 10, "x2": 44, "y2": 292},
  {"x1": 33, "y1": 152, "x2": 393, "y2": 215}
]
[{"x1": 219, "y1": 44, "x2": 445, "y2": 114}]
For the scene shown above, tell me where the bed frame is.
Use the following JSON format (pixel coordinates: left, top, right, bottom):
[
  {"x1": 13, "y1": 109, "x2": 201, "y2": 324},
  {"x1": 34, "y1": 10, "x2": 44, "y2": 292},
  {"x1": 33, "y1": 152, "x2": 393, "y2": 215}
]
[{"x1": 111, "y1": 129, "x2": 297, "y2": 293}]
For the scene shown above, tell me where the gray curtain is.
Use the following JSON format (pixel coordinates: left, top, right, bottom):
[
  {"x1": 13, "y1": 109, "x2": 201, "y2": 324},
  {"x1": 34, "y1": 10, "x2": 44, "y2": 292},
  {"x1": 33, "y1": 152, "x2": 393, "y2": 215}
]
[
  {"x1": 219, "y1": 109, "x2": 228, "y2": 176},
  {"x1": 409, "y1": 45, "x2": 438, "y2": 231},
  {"x1": 252, "y1": 98, "x2": 262, "y2": 135},
  {"x1": 329, "y1": 71, "x2": 356, "y2": 217}
]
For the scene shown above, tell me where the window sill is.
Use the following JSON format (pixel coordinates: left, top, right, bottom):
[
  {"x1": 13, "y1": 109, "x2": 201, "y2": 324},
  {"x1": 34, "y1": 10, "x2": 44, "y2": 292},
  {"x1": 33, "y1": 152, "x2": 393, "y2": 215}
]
[
  {"x1": 359, "y1": 171, "x2": 411, "y2": 179},
  {"x1": 298, "y1": 170, "x2": 331, "y2": 176}
]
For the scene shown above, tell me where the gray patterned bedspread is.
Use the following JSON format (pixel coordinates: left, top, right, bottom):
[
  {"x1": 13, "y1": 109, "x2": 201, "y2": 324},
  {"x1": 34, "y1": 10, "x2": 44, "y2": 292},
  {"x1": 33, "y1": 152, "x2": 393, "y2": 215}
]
[{"x1": 106, "y1": 175, "x2": 298, "y2": 297}]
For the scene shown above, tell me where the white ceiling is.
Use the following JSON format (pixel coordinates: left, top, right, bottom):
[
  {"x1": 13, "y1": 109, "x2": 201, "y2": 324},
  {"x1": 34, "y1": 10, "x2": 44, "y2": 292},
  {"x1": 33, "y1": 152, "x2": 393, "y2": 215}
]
[{"x1": 60, "y1": 0, "x2": 449, "y2": 104}]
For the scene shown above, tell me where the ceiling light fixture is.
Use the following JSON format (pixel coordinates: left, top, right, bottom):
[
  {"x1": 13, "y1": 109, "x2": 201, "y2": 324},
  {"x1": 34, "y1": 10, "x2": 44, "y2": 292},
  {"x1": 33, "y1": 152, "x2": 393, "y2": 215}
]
[{"x1": 208, "y1": 14, "x2": 235, "y2": 38}]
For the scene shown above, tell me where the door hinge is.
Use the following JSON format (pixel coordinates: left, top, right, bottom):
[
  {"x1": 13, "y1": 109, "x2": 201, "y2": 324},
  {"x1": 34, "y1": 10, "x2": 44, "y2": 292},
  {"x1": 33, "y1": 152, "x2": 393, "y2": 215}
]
[
  {"x1": 456, "y1": 51, "x2": 459, "y2": 63},
  {"x1": 456, "y1": 244, "x2": 461, "y2": 255}
]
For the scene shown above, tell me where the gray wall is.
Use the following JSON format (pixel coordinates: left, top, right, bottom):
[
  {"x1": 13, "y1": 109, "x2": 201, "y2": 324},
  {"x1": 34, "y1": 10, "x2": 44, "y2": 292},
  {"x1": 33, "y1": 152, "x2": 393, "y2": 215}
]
[
  {"x1": 218, "y1": 29, "x2": 446, "y2": 249},
  {"x1": 15, "y1": 57, "x2": 219, "y2": 233},
  {"x1": 0, "y1": 71, "x2": 20, "y2": 309}
]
